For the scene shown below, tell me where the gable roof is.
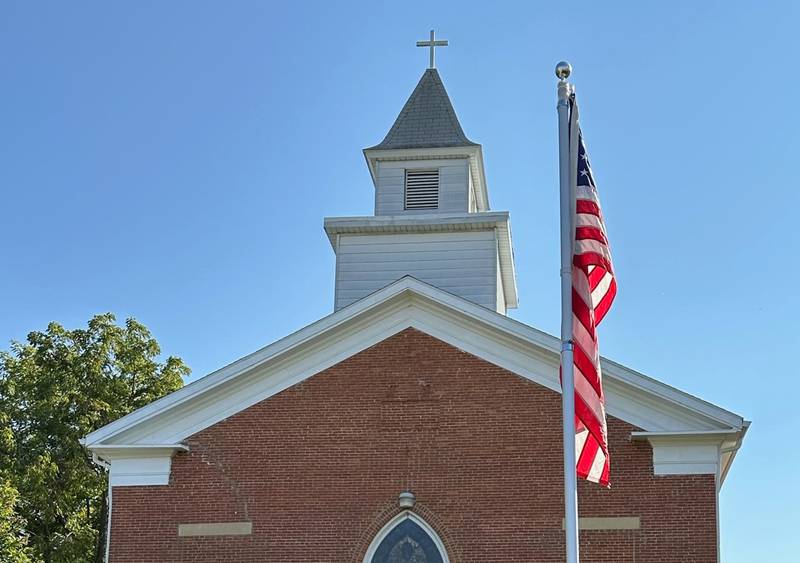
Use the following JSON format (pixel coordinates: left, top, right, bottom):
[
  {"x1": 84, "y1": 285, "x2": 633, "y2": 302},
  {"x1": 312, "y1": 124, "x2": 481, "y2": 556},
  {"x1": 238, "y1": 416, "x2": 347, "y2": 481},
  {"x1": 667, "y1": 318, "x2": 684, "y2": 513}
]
[
  {"x1": 367, "y1": 69, "x2": 478, "y2": 150},
  {"x1": 82, "y1": 277, "x2": 747, "y2": 482}
]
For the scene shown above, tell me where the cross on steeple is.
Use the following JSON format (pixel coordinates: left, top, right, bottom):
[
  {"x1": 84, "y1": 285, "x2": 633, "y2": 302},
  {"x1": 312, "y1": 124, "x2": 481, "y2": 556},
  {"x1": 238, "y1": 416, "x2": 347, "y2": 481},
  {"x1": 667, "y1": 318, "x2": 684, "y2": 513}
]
[{"x1": 416, "y1": 30, "x2": 448, "y2": 69}]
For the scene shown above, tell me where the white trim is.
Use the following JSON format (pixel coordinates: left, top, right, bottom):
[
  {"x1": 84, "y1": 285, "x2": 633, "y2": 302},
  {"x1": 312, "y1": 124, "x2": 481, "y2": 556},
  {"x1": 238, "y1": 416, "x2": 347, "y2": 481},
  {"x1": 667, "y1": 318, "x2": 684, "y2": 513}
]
[
  {"x1": 108, "y1": 457, "x2": 174, "y2": 486},
  {"x1": 87, "y1": 444, "x2": 189, "y2": 457},
  {"x1": 82, "y1": 277, "x2": 746, "y2": 482},
  {"x1": 105, "y1": 473, "x2": 112, "y2": 561},
  {"x1": 630, "y1": 430, "x2": 740, "y2": 441},
  {"x1": 362, "y1": 511, "x2": 449, "y2": 563},
  {"x1": 716, "y1": 443, "x2": 722, "y2": 563},
  {"x1": 631, "y1": 431, "x2": 741, "y2": 479},
  {"x1": 719, "y1": 420, "x2": 749, "y2": 484},
  {"x1": 89, "y1": 444, "x2": 188, "y2": 487},
  {"x1": 81, "y1": 281, "x2": 419, "y2": 446},
  {"x1": 324, "y1": 212, "x2": 511, "y2": 247}
]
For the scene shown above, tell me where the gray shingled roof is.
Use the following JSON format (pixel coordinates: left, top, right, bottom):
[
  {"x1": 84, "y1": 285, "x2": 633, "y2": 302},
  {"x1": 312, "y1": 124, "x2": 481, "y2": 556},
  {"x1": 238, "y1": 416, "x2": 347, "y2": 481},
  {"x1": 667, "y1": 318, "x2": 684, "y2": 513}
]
[{"x1": 367, "y1": 69, "x2": 478, "y2": 150}]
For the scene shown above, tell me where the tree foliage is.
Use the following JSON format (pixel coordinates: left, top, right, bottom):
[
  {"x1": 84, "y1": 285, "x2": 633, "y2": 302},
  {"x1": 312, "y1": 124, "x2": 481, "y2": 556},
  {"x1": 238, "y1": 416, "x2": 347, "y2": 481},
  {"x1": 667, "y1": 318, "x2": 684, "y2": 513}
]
[
  {"x1": 0, "y1": 418, "x2": 32, "y2": 563},
  {"x1": 0, "y1": 314, "x2": 189, "y2": 562}
]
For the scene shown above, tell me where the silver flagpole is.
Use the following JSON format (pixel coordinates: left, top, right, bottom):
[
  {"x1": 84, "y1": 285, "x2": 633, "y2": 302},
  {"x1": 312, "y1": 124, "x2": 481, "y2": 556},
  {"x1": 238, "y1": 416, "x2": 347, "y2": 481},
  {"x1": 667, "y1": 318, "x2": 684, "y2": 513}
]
[{"x1": 556, "y1": 60, "x2": 580, "y2": 563}]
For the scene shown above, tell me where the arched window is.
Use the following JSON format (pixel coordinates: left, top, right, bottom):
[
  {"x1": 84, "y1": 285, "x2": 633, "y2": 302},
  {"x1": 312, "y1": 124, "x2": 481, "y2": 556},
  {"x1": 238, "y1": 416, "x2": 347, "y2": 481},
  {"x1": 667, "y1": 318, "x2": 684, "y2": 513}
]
[{"x1": 364, "y1": 512, "x2": 449, "y2": 563}]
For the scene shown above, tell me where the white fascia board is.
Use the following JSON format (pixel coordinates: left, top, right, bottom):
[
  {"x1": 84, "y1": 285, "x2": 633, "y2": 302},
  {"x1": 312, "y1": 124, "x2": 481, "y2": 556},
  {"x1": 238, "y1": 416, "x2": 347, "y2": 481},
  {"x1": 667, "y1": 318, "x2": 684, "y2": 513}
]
[
  {"x1": 474, "y1": 147, "x2": 489, "y2": 210},
  {"x1": 124, "y1": 303, "x2": 419, "y2": 444},
  {"x1": 82, "y1": 277, "x2": 745, "y2": 450},
  {"x1": 323, "y1": 212, "x2": 518, "y2": 308},
  {"x1": 401, "y1": 282, "x2": 744, "y2": 430},
  {"x1": 362, "y1": 145, "x2": 488, "y2": 212},
  {"x1": 405, "y1": 289, "x2": 739, "y2": 431},
  {"x1": 631, "y1": 428, "x2": 748, "y2": 486},
  {"x1": 88, "y1": 444, "x2": 189, "y2": 459},
  {"x1": 630, "y1": 430, "x2": 741, "y2": 441},
  {"x1": 323, "y1": 211, "x2": 511, "y2": 247},
  {"x1": 82, "y1": 278, "x2": 421, "y2": 446},
  {"x1": 494, "y1": 218, "x2": 517, "y2": 308},
  {"x1": 719, "y1": 420, "x2": 749, "y2": 484},
  {"x1": 89, "y1": 444, "x2": 188, "y2": 487},
  {"x1": 601, "y1": 357, "x2": 745, "y2": 431},
  {"x1": 109, "y1": 456, "x2": 175, "y2": 487}
]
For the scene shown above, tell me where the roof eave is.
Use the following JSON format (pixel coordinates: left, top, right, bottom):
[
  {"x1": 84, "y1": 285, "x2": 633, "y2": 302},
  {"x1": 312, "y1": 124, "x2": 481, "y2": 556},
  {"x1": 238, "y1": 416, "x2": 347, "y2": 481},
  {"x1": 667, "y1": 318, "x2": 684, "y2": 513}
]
[{"x1": 83, "y1": 277, "x2": 746, "y2": 450}]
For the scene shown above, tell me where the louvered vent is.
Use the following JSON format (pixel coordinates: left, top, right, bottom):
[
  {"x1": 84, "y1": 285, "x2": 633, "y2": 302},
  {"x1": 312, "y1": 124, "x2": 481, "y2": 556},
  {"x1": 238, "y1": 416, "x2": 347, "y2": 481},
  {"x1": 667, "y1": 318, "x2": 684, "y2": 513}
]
[{"x1": 405, "y1": 169, "x2": 439, "y2": 210}]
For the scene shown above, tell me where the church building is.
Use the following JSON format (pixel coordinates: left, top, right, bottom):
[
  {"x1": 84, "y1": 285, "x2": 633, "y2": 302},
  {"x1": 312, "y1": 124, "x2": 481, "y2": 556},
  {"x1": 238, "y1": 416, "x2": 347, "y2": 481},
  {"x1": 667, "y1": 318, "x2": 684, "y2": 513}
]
[{"x1": 83, "y1": 47, "x2": 748, "y2": 562}]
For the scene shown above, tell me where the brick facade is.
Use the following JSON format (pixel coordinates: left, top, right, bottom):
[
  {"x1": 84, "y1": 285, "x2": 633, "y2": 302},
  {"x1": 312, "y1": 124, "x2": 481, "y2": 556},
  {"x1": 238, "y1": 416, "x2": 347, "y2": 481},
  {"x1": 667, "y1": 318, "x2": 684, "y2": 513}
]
[{"x1": 109, "y1": 328, "x2": 717, "y2": 562}]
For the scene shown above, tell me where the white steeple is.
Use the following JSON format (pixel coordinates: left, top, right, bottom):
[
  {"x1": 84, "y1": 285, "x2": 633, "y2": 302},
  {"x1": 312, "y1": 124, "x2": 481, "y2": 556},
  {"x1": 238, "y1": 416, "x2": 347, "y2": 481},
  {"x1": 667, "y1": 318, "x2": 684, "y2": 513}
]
[{"x1": 324, "y1": 59, "x2": 517, "y2": 314}]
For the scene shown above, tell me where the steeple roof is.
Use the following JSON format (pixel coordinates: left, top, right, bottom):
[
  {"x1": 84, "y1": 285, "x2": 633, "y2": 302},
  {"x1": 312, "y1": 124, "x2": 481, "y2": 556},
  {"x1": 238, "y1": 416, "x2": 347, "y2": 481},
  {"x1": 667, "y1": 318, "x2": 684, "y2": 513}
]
[{"x1": 368, "y1": 68, "x2": 478, "y2": 150}]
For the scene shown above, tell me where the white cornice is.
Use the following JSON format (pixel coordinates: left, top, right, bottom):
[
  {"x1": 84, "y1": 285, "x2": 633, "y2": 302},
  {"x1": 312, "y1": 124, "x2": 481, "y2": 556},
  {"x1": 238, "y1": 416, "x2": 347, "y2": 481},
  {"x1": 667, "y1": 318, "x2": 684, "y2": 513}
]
[
  {"x1": 323, "y1": 211, "x2": 510, "y2": 248},
  {"x1": 88, "y1": 444, "x2": 189, "y2": 487},
  {"x1": 82, "y1": 277, "x2": 746, "y2": 483},
  {"x1": 631, "y1": 430, "x2": 741, "y2": 442},
  {"x1": 88, "y1": 444, "x2": 189, "y2": 460},
  {"x1": 631, "y1": 425, "x2": 750, "y2": 486}
]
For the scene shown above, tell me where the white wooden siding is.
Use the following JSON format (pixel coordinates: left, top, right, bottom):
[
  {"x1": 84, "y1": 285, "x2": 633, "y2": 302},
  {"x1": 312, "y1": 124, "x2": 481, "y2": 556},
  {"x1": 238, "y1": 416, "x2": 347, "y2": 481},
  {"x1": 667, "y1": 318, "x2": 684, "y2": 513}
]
[
  {"x1": 468, "y1": 169, "x2": 477, "y2": 213},
  {"x1": 495, "y1": 254, "x2": 506, "y2": 314},
  {"x1": 374, "y1": 159, "x2": 470, "y2": 215},
  {"x1": 335, "y1": 231, "x2": 498, "y2": 310}
]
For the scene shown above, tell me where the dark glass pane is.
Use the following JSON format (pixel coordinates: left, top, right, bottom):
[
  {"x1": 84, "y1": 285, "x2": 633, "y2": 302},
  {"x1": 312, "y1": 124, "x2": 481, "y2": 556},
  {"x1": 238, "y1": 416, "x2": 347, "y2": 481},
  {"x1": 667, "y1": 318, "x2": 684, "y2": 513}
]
[{"x1": 371, "y1": 519, "x2": 444, "y2": 563}]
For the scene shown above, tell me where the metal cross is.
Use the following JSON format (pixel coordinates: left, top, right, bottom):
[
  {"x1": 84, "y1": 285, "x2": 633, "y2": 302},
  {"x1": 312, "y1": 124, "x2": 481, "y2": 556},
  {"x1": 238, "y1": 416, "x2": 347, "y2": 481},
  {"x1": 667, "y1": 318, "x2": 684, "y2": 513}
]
[{"x1": 416, "y1": 30, "x2": 448, "y2": 69}]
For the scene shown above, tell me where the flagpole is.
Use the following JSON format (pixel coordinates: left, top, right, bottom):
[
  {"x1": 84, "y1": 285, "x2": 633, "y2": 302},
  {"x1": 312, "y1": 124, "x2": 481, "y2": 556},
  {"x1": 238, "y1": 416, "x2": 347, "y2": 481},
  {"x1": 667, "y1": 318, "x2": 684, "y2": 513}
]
[{"x1": 556, "y1": 60, "x2": 580, "y2": 563}]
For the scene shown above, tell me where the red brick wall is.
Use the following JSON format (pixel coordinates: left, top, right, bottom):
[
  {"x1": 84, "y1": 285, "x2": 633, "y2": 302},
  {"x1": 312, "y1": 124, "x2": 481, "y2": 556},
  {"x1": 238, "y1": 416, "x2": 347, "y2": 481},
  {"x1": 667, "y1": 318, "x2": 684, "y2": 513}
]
[{"x1": 109, "y1": 328, "x2": 717, "y2": 562}]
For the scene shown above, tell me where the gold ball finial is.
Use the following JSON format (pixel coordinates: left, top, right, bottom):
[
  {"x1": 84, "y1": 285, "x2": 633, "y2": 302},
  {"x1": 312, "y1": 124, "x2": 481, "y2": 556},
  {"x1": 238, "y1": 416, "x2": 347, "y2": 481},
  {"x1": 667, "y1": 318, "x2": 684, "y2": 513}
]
[{"x1": 555, "y1": 61, "x2": 572, "y2": 81}]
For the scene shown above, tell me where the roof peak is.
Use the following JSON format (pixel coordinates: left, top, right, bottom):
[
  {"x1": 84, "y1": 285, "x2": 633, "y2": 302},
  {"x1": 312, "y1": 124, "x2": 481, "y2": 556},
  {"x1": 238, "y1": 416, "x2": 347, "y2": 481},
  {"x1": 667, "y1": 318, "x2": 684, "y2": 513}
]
[{"x1": 367, "y1": 68, "x2": 478, "y2": 151}]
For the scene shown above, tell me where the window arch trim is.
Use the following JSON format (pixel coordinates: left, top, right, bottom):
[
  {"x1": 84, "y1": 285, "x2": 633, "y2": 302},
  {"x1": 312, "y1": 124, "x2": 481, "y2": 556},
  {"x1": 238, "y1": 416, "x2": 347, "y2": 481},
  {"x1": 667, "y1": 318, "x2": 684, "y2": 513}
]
[{"x1": 362, "y1": 510, "x2": 450, "y2": 563}]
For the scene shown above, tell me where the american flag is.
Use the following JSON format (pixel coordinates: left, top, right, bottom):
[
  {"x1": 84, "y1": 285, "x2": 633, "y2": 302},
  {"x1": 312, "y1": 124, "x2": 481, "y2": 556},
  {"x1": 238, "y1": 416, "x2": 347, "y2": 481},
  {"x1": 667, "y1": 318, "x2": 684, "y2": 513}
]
[{"x1": 569, "y1": 95, "x2": 616, "y2": 487}]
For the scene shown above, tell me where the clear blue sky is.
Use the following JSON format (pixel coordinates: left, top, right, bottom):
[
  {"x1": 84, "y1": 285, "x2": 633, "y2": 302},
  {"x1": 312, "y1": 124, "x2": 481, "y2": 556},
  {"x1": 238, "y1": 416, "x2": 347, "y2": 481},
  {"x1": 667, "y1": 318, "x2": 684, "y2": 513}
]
[{"x1": 1, "y1": 1, "x2": 797, "y2": 560}]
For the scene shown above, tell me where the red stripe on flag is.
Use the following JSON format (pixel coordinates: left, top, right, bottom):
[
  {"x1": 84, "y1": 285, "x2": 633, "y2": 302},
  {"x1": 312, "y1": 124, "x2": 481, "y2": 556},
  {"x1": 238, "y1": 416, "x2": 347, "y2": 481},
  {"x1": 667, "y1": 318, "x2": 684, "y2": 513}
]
[
  {"x1": 572, "y1": 288, "x2": 595, "y2": 337},
  {"x1": 575, "y1": 226, "x2": 608, "y2": 244},
  {"x1": 576, "y1": 199, "x2": 601, "y2": 216},
  {"x1": 573, "y1": 253, "x2": 614, "y2": 275},
  {"x1": 576, "y1": 427, "x2": 600, "y2": 477},
  {"x1": 588, "y1": 266, "x2": 607, "y2": 290},
  {"x1": 574, "y1": 342, "x2": 602, "y2": 398},
  {"x1": 575, "y1": 395, "x2": 607, "y2": 449},
  {"x1": 593, "y1": 278, "x2": 617, "y2": 325}
]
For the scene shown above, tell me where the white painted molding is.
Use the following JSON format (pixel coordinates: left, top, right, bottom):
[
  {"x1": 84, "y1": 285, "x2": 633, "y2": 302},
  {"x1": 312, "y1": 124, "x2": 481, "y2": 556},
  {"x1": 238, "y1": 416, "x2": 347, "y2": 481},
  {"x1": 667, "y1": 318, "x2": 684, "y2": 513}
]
[
  {"x1": 362, "y1": 511, "x2": 449, "y2": 563},
  {"x1": 324, "y1": 213, "x2": 509, "y2": 243},
  {"x1": 652, "y1": 443, "x2": 719, "y2": 476},
  {"x1": 82, "y1": 277, "x2": 746, "y2": 483},
  {"x1": 89, "y1": 444, "x2": 188, "y2": 487},
  {"x1": 631, "y1": 430, "x2": 745, "y2": 480},
  {"x1": 108, "y1": 456, "x2": 173, "y2": 486},
  {"x1": 89, "y1": 444, "x2": 189, "y2": 458}
]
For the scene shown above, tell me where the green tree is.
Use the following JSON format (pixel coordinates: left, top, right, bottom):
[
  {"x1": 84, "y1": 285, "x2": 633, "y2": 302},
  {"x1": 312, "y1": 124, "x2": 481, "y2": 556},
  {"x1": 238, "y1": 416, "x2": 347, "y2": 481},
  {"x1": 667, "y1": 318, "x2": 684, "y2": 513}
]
[
  {"x1": 0, "y1": 411, "x2": 32, "y2": 563},
  {"x1": 0, "y1": 314, "x2": 189, "y2": 563},
  {"x1": 0, "y1": 478, "x2": 32, "y2": 563}
]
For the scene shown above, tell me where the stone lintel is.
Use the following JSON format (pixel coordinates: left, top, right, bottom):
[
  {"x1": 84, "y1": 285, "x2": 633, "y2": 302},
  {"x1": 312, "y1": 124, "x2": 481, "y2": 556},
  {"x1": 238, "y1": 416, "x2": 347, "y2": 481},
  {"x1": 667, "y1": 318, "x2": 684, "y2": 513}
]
[
  {"x1": 178, "y1": 522, "x2": 252, "y2": 537},
  {"x1": 561, "y1": 516, "x2": 641, "y2": 530}
]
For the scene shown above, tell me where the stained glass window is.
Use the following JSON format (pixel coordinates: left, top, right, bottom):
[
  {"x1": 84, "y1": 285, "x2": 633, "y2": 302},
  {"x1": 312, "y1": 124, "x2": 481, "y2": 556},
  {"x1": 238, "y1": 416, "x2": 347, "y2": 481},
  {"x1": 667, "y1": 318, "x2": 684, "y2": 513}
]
[{"x1": 370, "y1": 518, "x2": 444, "y2": 563}]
